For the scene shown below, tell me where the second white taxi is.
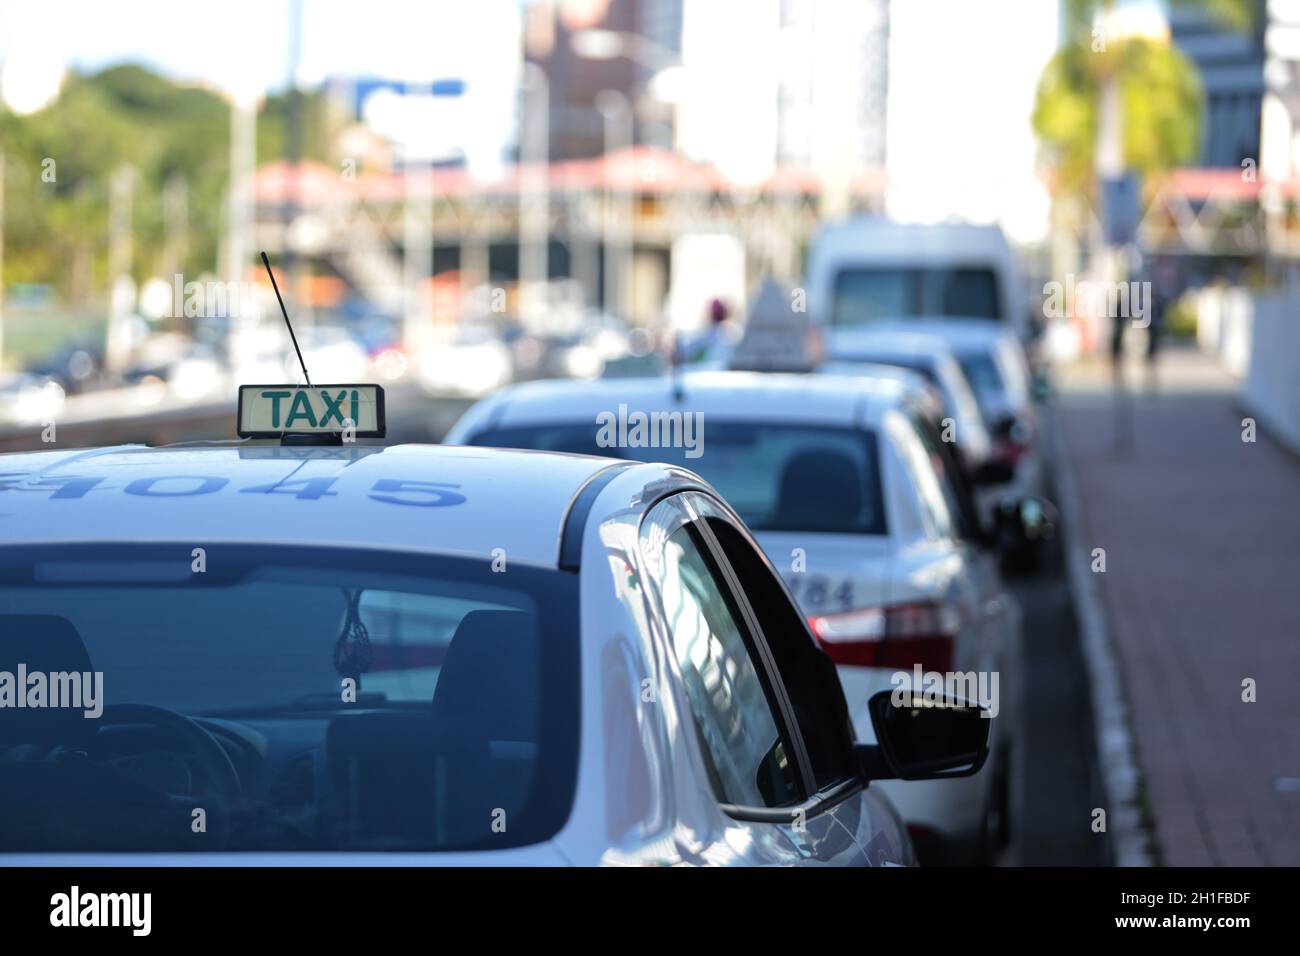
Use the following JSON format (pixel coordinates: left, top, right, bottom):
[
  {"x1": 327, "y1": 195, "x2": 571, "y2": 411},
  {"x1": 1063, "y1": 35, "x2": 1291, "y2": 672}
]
[{"x1": 447, "y1": 370, "x2": 1032, "y2": 862}]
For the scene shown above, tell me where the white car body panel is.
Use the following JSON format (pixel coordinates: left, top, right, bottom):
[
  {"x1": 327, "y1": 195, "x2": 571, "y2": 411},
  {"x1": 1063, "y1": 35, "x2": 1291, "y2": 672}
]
[
  {"x1": 852, "y1": 317, "x2": 1044, "y2": 504},
  {"x1": 0, "y1": 441, "x2": 912, "y2": 867},
  {"x1": 447, "y1": 371, "x2": 1023, "y2": 854},
  {"x1": 818, "y1": 329, "x2": 994, "y2": 468}
]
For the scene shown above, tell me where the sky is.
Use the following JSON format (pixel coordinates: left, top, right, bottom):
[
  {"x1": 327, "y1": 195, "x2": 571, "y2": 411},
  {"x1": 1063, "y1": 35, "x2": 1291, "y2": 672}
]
[
  {"x1": 0, "y1": 0, "x2": 525, "y2": 169},
  {"x1": 0, "y1": 0, "x2": 524, "y2": 100}
]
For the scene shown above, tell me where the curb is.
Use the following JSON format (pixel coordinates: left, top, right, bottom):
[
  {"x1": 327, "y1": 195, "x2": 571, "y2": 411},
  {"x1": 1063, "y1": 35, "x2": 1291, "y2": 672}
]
[{"x1": 1043, "y1": 399, "x2": 1155, "y2": 867}]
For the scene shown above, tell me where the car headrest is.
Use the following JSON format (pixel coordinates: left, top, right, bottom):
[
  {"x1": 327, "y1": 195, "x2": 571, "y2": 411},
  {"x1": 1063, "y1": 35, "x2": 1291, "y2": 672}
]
[
  {"x1": 0, "y1": 614, "x2": 97, "y2": 751},
  {"x1": 775, "y1": 448, "x2": 863, "y2": 532},
  {"x1": 430, "y1": 610, "x2": 540, "y2": 744}
]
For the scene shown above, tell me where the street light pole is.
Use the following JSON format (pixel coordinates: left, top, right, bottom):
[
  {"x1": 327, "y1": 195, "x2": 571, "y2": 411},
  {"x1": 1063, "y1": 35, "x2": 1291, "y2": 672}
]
[
  {"x1": 519, "y1": 62, "x2": 549, "y2": 325},
  {"x1": 224, "y1": 85, "x2": 257, "y2": 379},
  {"x1": 0, "y1": 151, "x2": 5, "y2": 371},
  {"x1": 226, "y1": 92, "x2": 256, "y2": 290},
  {"x1": 163, "y1": 175, "x2": 189, "y2": 283},
  {"x1": 595, "y1": 89, "x2": 633, "y2": 322},
  {"x1": 574, "y1": 29, "x2": 684, "y2": 323},
  {"x1": 283, "y1": 0, "x2": 304, "y2": 326},
  {"x1": 105, "y1": 165, "x2": 136, "y2": 377},
  {"x1": 402, "y1": 81, "x2": 434, "y2": 358}
]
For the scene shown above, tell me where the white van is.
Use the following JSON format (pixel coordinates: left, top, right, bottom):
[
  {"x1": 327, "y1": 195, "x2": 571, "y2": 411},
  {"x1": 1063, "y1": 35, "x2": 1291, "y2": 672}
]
[{"x1": 804, "y1": 218, "x2": 1030, "y2": 341}]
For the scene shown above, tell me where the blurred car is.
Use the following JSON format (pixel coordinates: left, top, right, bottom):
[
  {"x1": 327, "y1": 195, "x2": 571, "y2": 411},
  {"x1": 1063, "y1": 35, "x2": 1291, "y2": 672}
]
[
  {"x1": 850, "y1": 318, "x2": 1045, "y2": 509},
  {"x1": 817, "y1": 329, "x2": 995, "y2": 475},
  {"x1": 165, "y1": 345, "x2": 226, "y2": 402},
  {"x1": 0, "y1": 373, "x2": 66, "y2": 426},
  {"x1": 122, "y1": 331, "x2": 195, "y2": 386},
  {"x1": 417, "y1": 320, "x2": 513, "y2": 396},
  {"x1": 446, "y1": 370, "x2": 1030, "y2": 863},
  {"x1": 0, "y1": 428, "x2": 994, "y2": 865},
  {"x1": 897, "y1": 320, "x2": 1037, "y2": 462},
  {"x1": 293, "y1": 325, "x2": 371, "y2": 384},
  {"x1": 505, "y1": 314, "x2": 634, "y2": 382},
  {"x1": 804, "y1": 217, "x2": 1030, "y2": 340},
  {"x1": 25, "y1": 343, "x2": 103, "y2": 395},
  {"x1": 330, "y1": 296, "x2": 401, "y2": 355}
]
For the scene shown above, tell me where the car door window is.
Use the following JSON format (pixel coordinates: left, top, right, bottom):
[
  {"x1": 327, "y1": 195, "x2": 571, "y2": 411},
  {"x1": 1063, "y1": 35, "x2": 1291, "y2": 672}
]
[
  {"x1": 659, "y1": 522, "x2": 802, "y2": 808},
  {"x1": 701, "y1": 516, "x2": 857, "y2": 791},
  {"x1": 910, "y1": 414, "x2": 980, "y2": 542},
  {"x1": 884, "y1": 410, "x2": 955, "y2": 540}
]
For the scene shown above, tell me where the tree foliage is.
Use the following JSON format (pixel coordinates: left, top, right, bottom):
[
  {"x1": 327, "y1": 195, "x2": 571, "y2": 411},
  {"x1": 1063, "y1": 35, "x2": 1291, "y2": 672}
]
[
  {"x1": 1034, "y1": 0, "x2": 1259, "y2": 198},
  {"x1": 1, "y1": 65, "x2": 329, "y2": 301}
]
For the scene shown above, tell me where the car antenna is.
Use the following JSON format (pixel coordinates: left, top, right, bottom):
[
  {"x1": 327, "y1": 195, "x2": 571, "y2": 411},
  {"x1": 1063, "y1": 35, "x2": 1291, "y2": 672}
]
[
  {"x1": 669, "y1": 330, "x2": 686, "y2": 403},
  {"x1": 261, "y1": 250, "x2": 313, "y2": 388}
]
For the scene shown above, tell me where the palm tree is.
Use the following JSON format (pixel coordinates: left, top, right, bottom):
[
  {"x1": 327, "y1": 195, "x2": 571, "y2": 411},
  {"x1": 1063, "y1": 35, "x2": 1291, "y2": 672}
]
[
  {"x1": 1034, "y1": 0, "x2": 1258, "y2": 323},
  {"x1": 1034, "y1": 0, "x2": 1257, "y2": 201}
]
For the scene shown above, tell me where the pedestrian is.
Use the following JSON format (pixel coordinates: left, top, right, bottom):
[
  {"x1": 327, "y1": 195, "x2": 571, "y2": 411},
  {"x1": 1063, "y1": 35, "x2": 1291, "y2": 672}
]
[
  {"x1": 1144, "y1": 257, "x2": 1177, "y2": 391},
  {"x1": 684, "y1": 297, "x2": 738, "y2": 366}
]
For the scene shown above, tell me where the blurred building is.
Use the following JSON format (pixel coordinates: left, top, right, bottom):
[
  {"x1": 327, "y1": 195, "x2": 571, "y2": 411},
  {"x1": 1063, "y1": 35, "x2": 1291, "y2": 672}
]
[
  {"x1": 524, "y1": 0, "x2": 683, "y2": 160},
  {"x1": 676, "y1": 0, "x2": 888, "y2": 192},
  {"x1": 775, "y1": 0, "x2": 889, "y2": 172},
  {"x1": 1170, "y1": 4, "x2": 1265, "y2": 168}
]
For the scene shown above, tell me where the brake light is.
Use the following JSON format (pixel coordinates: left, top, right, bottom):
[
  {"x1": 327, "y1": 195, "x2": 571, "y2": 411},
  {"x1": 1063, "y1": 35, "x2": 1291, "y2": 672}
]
[
  {"x1": 807, "y1": 600, "x2": 958, "y2": 671},
  {"x1": 999, "y1": 417, "x2": 1035, "y2": 464},
  {"x1": 994, "y1": 440, "x2": 1025, "y2": 469}
]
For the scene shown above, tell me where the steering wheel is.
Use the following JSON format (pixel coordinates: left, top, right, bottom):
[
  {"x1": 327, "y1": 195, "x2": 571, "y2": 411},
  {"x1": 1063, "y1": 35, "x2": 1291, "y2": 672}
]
[{"x1": 98, "y1": 703, "x2": 242, "y2": 802}]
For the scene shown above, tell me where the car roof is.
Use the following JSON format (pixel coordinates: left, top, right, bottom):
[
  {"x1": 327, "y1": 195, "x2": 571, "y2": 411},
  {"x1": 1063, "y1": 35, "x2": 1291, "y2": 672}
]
[
  {"x1": 862, "y1": 317, "x2": 1015, "y2": 350},
  {"x1": 448, "y1": 370, "x2": 919, "y2": 436},
  {"x1": 809, "y1": 217, "x2": 1012, "y2": 262},
  {"x1": 811, "y1": 360, "x2": 939, "y2": 399},
  {"x1": 0, "y1": 443, "x2": 623, "y2": 567},
  {"x1": 823, "y1": 328, "x2": 956, "y2": 361}
]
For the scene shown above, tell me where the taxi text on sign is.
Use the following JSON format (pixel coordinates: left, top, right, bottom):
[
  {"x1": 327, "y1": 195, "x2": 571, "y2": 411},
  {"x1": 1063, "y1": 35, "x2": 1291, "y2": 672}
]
[{"x1": 237, "y1": 385, "x2": 386, "y2": 438}]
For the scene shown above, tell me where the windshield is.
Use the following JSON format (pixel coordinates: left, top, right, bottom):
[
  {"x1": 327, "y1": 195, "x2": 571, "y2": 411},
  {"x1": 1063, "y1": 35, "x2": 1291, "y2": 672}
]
[
  {"x1": 831, "y1": 266, "x2": 1001, "y2": 324},
  {"x1": 957, "y1": 350, "x2": 1008, "y2": 404},
  {"x1": 471, "y1": 421, "x2": 887, "y2": 535},
  {"x1": 0, "y1": 545, "x2": 578, "y2": 853}
]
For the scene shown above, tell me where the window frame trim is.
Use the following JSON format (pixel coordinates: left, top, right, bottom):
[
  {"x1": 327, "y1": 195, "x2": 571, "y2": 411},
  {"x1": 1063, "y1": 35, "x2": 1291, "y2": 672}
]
[{"x1": 640, "y1": 491, "x2": 866, "y2": 822}]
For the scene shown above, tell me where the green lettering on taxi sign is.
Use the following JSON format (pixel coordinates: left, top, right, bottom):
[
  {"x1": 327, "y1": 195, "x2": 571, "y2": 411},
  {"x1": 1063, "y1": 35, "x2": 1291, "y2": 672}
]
[{"x1": 237, "y1": 385, "x2": 386, "y2": 439}]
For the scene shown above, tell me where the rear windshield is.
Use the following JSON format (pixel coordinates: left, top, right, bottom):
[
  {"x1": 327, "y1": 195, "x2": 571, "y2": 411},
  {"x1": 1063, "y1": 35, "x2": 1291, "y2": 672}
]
[
  {"x1": 956, "y1": 351, "x2": 1008, "y2": 413},
  {"x1": 0, "y1": 545, "x2": 578, "y2": 853},
  {"x1": 831, "y1": 266, "x2": 1001, "y2": 325},
  {"x1": 843, "y1": 354, "x2": 938, "y2": 386},
  {"x1": 471, "y1": 422, "x2": 887, "y2": 535}
]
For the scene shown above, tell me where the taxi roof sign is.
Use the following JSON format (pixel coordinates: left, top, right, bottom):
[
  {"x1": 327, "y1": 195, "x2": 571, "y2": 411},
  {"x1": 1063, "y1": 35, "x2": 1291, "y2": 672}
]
[
  {"x1": 237, "y1": 384, "x2": 386, "y2": 440},
  {"x1": 728, "y1": 278, "x2": 820, "y2": 373}
]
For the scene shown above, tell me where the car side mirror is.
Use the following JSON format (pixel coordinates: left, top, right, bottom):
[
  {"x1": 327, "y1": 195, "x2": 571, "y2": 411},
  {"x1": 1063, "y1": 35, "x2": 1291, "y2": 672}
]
[
  {"x1": 968, "y1": 459, "x2": 1016, "y2": 486},
  {"x1": 990, "y1": 413, "x2": 1018, "y2": 440},
  {"x1": 856, "y1": 689, "x2": 991, "y2": 781},
  {"x1": 994, "y1": 494, "x2": 1058, "y2": 575}
]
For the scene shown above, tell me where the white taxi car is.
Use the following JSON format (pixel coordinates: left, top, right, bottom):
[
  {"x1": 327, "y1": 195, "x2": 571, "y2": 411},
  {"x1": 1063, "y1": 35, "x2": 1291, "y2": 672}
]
[
  {"x1": 0, "y1": 384, "x2": 991, "y2": 865},
  {"x1": 446, "y1": 371, "x2": 1028, "y2": 862},
  {"x1": 820, "y1": 318, "x2": 1050, "y2": 571},
  {"x1": 866, "y1": 318, "x2": 1041, "y2": 489},
  {"x1": 817, "y1": 329, "x2": 994, "y2": 475}
]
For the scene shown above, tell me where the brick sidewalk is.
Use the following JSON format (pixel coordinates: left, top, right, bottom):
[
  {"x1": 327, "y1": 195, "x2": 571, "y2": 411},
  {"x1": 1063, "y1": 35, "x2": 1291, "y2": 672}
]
[{"x1": 1057, "y1": 348, "x2": 1300, "y2": 866}]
